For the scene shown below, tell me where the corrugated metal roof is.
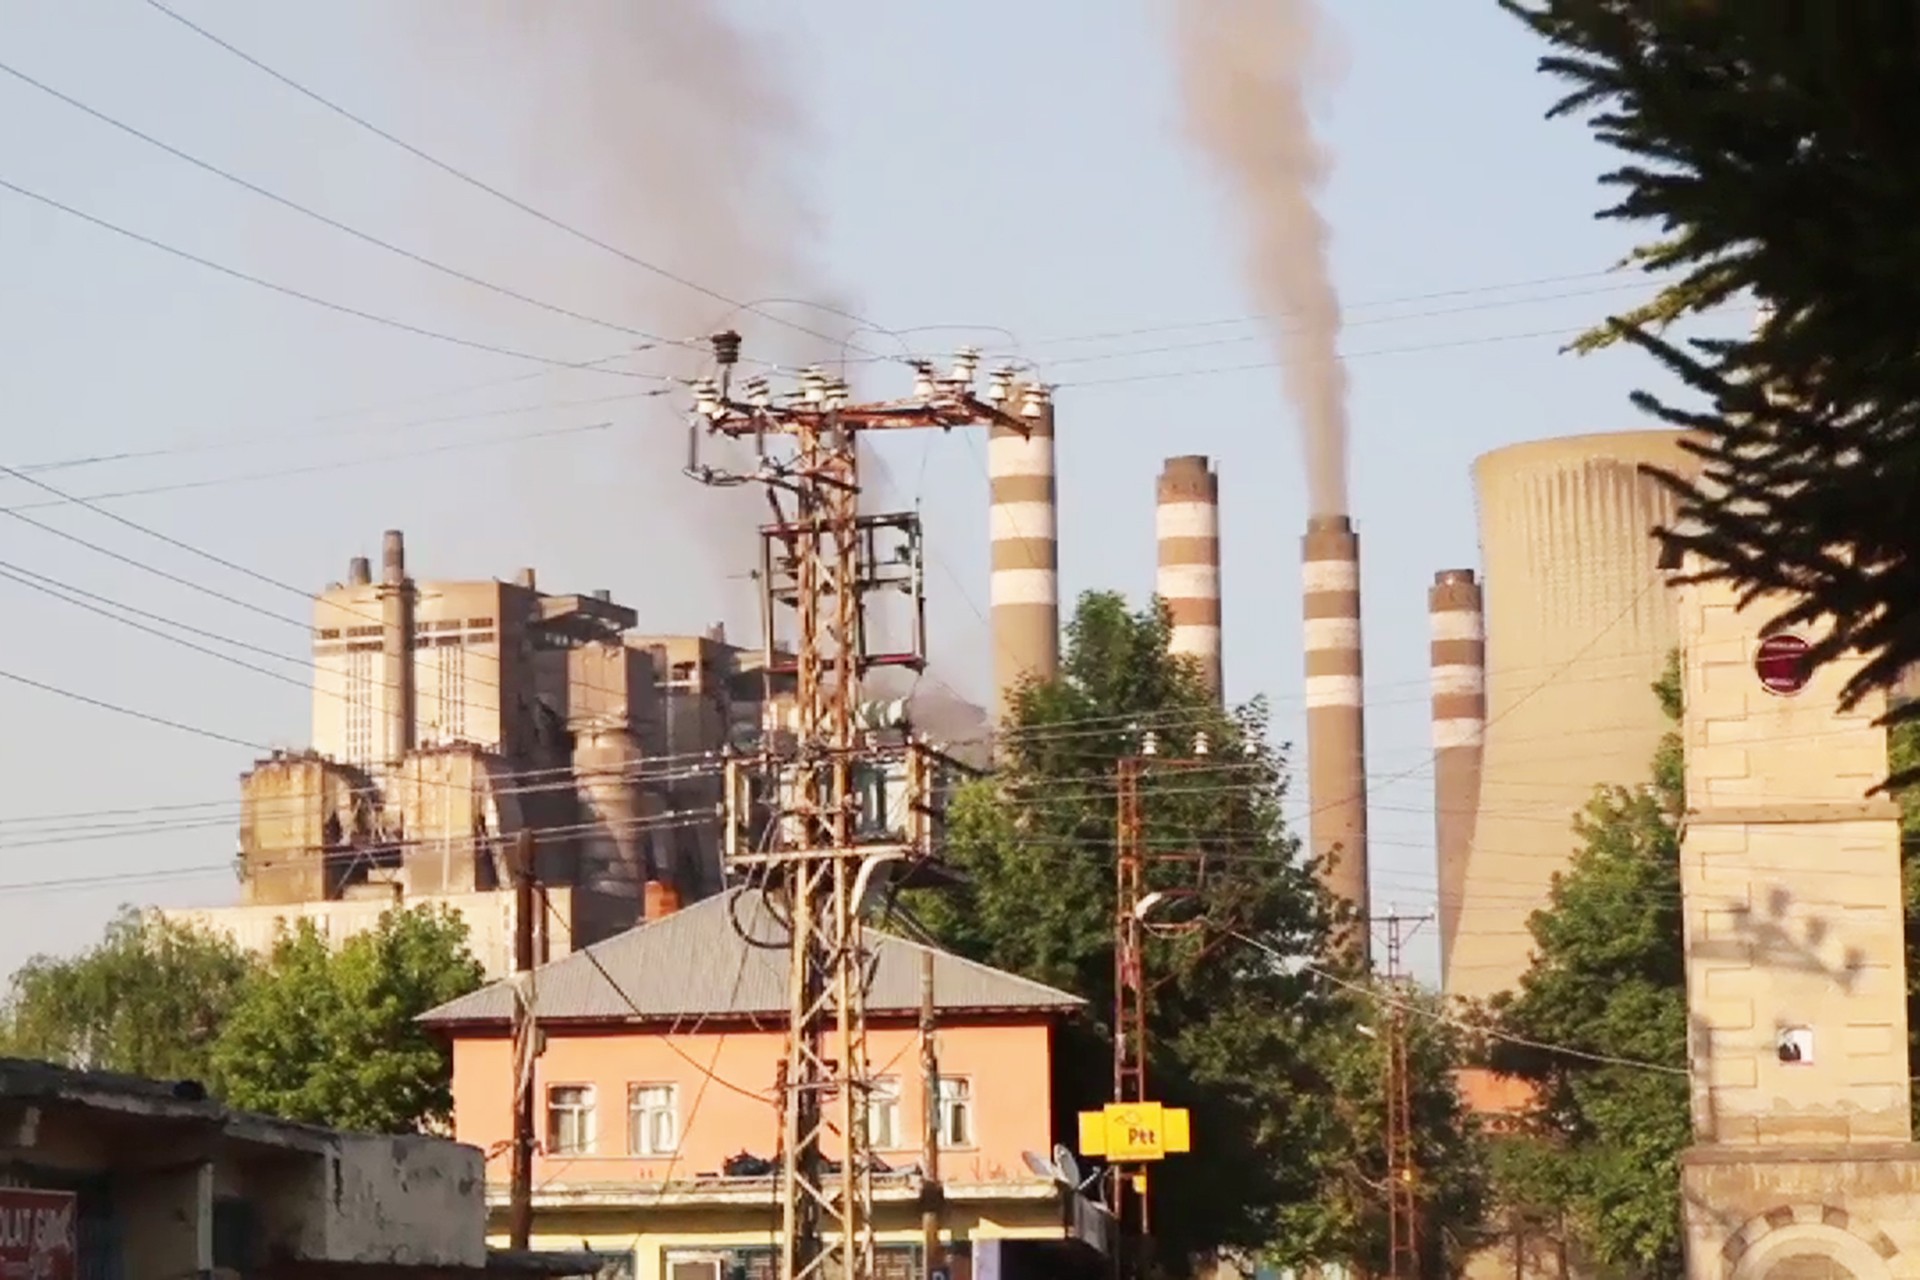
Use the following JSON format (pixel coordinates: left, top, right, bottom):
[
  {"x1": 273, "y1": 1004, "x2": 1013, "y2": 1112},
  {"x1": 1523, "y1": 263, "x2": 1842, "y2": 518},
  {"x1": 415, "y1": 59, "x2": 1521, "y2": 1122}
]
[{"x1": 419, "y1": 887, "x2": 1085, "y2": 1026}]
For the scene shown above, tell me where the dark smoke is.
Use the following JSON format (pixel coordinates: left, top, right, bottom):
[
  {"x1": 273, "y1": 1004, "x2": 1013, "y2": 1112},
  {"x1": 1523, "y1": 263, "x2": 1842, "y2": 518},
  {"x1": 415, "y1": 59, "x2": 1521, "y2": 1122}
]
[{"x1": 1172, "y1": 0, "x2": 1350, "y2": 517}]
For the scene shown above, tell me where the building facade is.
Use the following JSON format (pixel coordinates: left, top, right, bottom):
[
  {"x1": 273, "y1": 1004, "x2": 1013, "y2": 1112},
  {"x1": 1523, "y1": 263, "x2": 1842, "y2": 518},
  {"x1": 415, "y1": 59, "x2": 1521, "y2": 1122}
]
[
  {"x1": 419, "y1": 888, "x2": 1089, "y2": 1280},
  {"x1": 0, "y1": 1056, "x2": 595, "y2": 1280}
]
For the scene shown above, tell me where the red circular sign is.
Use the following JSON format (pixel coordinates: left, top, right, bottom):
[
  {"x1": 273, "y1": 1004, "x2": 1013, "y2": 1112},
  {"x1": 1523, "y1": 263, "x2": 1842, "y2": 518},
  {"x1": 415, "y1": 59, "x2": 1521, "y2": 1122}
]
[{"x1": 1755, "y1": 633, "x2": 1813, "y2": 695}]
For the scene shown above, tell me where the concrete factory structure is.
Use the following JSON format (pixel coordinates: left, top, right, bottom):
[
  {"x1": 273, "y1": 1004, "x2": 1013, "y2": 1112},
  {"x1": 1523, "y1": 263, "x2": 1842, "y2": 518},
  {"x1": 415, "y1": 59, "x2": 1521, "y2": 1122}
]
[
  {"x1": 1303, "y1": 514, "x2": 1372, "y2": 947},
  {"x1": 1440, "y1": 431, "x2": 1700, "y2": 1001},
  {"x1": 1157, "y1": 455, "x2": 1224, "y2": 700},
  {"x1": 167, "y1": 531, "x2": 804, "y2": 977},
  {"x1": 988, "y1": 381, "x2": 1060, "y2": 723}
]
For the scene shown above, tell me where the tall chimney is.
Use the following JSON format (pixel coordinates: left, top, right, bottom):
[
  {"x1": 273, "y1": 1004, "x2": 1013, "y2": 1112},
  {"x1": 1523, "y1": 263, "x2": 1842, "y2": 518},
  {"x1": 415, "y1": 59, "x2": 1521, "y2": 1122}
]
[
  {"x1": 1156, "y1": 456, "x2": 1223, "y2": 700},
  {"x1": 1429, "y1": 570, "x2": 1486, "y2": 977},
  {"x1": 989, "y1": 383, "x2": 1060, "y2": 723},
  {"x1": 1303, "y1": 515, "x2": 1370, "y2": 957},
  {"x1": 380, "y1": 529, "x2": 416, "y2": 766},
  {"x1": 514, "y1": 567, "x2": 537, "y2": 590},
  {"x1": 347, "y1": 556, "x2": 372, "y2": 587}
]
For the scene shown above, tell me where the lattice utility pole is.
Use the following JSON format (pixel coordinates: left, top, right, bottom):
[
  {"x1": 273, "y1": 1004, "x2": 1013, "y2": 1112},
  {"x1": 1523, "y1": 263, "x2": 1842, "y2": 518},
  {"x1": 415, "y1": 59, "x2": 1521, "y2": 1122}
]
[
  {"x1": 1376, "y1": 911, "x2": 1430, "y2": 1280},
  {"x1": 1109, "y1": 734, "x2": 1212, "y2": 1269},
  {"x1": 690, "y1": 335, "x2": 1036, "y2": 1280}
]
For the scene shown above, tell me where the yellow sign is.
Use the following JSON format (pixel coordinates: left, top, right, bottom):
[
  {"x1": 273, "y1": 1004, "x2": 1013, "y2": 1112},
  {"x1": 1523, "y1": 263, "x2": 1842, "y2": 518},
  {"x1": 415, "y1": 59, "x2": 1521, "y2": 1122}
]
[{"x1": 1076, "y1": 1102, "x2": 1192, "y2": 1162}]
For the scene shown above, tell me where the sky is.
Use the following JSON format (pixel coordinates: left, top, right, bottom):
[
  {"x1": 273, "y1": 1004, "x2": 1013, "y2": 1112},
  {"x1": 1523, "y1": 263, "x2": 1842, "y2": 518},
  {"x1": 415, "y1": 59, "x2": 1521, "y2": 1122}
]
[{"x1": 0, "y1": 0, "x2": 1709, "y2": 982}]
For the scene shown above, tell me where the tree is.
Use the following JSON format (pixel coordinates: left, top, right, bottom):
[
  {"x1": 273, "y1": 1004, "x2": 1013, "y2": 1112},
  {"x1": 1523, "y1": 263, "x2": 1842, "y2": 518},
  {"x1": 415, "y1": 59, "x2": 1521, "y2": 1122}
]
[
  {"x1": 915, "y1": 591, "x2": 1485, "y2": 1275},
  {"x1": 0, "y1": 909, "x2": 255, "y2": 1083},
  {"x1": 1502, "y1": 1, "x2": 1920, "y2": 734},
  {"x1": 212, "y1": 904, "x2": 484, "y2": 1133},
  {"x1": 1488, "y1": 654, "x2": 1690, "y2": 1278}
]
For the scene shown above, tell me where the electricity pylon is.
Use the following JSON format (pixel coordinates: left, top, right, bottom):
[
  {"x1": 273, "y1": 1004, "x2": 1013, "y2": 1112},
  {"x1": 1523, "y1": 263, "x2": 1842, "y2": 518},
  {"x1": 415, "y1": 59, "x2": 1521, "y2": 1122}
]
[{"x1": 690, "y1": 335, "x2": 1037, "y2": 1280}]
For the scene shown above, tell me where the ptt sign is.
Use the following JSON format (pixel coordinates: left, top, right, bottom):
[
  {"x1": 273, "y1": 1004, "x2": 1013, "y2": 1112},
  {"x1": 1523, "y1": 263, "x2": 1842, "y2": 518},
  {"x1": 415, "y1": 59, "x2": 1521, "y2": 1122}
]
[{"x1": 1076, "y1": 1101, "x2": 1192, "y2": 1163}]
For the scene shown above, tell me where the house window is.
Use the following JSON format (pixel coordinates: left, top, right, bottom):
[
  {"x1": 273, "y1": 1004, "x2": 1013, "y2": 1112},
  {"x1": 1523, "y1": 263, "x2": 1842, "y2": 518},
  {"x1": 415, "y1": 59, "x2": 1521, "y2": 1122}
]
[
  {"x1": 628, "y1": 1083, "x2": 679, "y2": 1156},
  {"x1": 867, "y1": 1076, "x2": 901, "y2": 1150},
  {"x1": 546, "y1": 1084, "x2": 595, "y2": 1155},
  {"x1": 937, "y1": 1077, "x2": 973, "y2": 1148}
]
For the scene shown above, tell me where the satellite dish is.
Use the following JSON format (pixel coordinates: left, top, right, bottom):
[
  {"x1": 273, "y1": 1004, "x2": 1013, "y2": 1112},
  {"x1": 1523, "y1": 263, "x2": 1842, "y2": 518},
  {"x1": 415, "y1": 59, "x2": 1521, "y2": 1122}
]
[
  {"x1": 1053, "y1": 1144, "x2": 1083, "y2": 1188},
  {"x1": 1021, "y1": 1150, "x2": 1054, "y2": 1180}
]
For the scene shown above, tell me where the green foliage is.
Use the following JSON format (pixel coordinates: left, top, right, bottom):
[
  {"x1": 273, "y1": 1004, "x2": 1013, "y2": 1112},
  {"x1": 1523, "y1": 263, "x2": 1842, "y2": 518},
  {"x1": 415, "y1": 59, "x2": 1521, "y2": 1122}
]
[
  {"x1": 1503, "y1": 1, "x2": 1920, "y2": 735},
  {"x1": 0, "y1": 909, "x2": 254, "y2": 1082},
  {"x1": 1489, "y1": 655, "x2": 1690, "y2": 1279},
  {"x1": 917, "y1": 591, "x2": 1486, "y2": 1274},
  {"x1": 0, "y1": 903, "x2": 483, "y2": 1135},
  {"x1": 214, "y1": 905, "x2": 485, "y2": 1133}
]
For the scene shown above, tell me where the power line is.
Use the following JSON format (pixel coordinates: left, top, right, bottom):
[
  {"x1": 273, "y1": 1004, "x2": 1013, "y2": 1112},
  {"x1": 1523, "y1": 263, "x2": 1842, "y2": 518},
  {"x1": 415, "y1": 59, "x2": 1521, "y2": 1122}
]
[
  {"x1": 0, "y1": 56, "x2": 676, "y2": 346},
  {"x1": 0, "y1": 172, "x2": 667, "y2": 378},
  {"x1": 140, "y1": 0, "x2": 847, "y2": 352}
]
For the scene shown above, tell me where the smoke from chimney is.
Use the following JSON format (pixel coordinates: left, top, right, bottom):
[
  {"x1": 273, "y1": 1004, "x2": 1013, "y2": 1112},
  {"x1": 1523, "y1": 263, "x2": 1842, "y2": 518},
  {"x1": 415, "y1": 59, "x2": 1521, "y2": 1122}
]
[
  {"x1": 348, "y1": 4, "x2": 851, "y2": 636},
  {"x1": 1172, "y1": 0, "x2": 1349, "y2": 517}
]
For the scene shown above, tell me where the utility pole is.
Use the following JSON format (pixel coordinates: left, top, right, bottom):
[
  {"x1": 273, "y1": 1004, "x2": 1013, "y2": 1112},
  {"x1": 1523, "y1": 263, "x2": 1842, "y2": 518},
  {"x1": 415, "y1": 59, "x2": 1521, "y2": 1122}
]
[
  {"x1": 1108, "y1": 735, "x2": 1211, "y2": 1277},
  {"x1": 1377, "y1": 910, "x2": 1430, "y2": 1280},
  {"x1": 692, "y1": 336, "x2": 1032, "y2": 1280},
  {"x1": 507, "y1": 830, "x2": 538, "y2": 1252},
  {"x1": 919, "y1": 951, "x2": 945, "y2": 1280}
]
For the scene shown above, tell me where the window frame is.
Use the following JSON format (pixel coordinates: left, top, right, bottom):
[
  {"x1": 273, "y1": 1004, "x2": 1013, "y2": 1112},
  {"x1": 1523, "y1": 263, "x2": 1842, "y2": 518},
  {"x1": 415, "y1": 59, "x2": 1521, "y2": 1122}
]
[
  {"x1": 627, "y1": 1081, "x2": 681, "y2": 1157},
  {"x1": 545, "y1": 1082, "x2": 597, "y2": 1156},
  {"x1": 866, "y1": 1075, "x2": 903, "y2": 1151},
  {"x1": 936, "y1": 1075, "x2": 974, "y2": 1150}
]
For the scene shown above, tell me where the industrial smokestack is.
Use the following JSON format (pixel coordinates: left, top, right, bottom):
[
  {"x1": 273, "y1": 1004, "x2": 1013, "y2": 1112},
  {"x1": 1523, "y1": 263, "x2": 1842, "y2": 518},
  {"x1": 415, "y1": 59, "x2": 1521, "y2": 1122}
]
[
  {"x1": 347, "y1": 556, "x2": 372, "y2": 587},
  {"x1": 989, "y1": 382, "x2": 1060, "y2": 724},
  {"x1": 380, "y1": 529, "x2": 416, "y2": 767},
  {"x1": 514, "y1": 567, "x2": 537, "y2": 591},
  {"x1": 1429, "y1": 569, "x2": 1485, "y2": 976},
  {"x1": 1302, "y1": 515, "x2": 1369, "y2": 955},
  {"x1": 1156, "y1": 456, "x2": 1223, "y2": 700}
]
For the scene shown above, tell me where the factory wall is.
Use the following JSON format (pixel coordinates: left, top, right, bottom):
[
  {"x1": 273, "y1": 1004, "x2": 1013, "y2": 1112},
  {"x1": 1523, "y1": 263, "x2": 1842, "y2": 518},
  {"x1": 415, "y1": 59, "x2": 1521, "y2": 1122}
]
[{"x1": 1444, "y1": 430, "x2": 1699, "y2": 1001}]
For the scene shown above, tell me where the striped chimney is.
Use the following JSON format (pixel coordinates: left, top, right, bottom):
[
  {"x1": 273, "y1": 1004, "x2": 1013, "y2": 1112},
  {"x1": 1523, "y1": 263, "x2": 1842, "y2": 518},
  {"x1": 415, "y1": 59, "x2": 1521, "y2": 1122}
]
[
  {"x1": 1303, "y1": 515, "x2": 1370, "y2": 954},
  {"x1": 1157, "y1": 456, "x2": 1223, "y2": 700},
  {"x1": 989, "y1": 382, "x2": 1060, "y2": 723},
  {"x1": 1429, "y1": 569, "x2": 1486, "y2": 976}
]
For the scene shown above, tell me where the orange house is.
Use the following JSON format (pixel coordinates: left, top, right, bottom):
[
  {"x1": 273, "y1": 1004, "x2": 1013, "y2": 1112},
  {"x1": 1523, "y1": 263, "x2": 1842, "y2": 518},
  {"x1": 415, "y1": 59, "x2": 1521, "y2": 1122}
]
[{"x1": 420, "y1": 886, "x2": 1089, "y2": 1280}]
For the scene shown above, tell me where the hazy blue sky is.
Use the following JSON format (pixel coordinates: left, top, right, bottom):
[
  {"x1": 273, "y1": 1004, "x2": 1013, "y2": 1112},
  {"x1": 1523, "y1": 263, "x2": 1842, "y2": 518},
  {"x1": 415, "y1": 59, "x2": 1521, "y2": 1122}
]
[{"x1": 0, "y1": 1, "x2": 1713, "y2": 980}]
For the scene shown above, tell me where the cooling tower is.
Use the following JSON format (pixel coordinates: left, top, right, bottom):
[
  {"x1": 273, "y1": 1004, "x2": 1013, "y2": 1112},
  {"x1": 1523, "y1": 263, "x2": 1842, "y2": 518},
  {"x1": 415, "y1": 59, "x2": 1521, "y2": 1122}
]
[
  {"x1": 1443, "y1": 431, "x2": 1700, "y2": 1001},
  {"x1": 989, "y1": 383, "x2": 1060, "y2": 723},
  {"x1": 1429, "y1": 570, "x2": 1485, "y2": 978},
  {"x1": 1156, "y1": 456, "x2": 1223, "y2": 699},
  {"x1": 1303, "y1": 515, "x2": 1369, "y2": 952}
]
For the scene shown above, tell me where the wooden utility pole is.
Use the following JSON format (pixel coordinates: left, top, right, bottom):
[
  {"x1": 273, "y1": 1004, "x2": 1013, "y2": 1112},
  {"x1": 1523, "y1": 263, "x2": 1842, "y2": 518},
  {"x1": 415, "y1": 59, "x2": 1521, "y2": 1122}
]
[
  {"x1": 508, "y1": 830, "x2": 537, "y2": 1252},
  {"x1": 918, "y1": 951, "x2": 945, "y2": 1280}
]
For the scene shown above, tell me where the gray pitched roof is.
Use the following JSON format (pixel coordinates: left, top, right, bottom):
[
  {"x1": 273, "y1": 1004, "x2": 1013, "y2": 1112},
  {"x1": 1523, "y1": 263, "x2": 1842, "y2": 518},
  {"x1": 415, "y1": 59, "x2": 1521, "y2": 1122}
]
[{"x1": 419, "y1": 887, "x2": 1084, "y2": 1026}]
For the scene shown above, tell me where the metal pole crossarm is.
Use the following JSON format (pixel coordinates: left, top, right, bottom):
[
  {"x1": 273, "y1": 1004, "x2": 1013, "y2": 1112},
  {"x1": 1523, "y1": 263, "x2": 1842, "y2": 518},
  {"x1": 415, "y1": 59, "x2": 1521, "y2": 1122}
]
[{"x1": 688, "y1": 344, "x2": 1023, "y2": 1280}]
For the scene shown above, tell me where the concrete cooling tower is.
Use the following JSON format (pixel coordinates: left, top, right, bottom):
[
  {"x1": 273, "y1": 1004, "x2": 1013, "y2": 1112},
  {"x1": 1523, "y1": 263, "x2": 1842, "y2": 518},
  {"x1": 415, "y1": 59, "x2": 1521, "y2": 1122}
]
[{"x1": 1442, "y1": 431, "x2": 1700, "y2": 1001}]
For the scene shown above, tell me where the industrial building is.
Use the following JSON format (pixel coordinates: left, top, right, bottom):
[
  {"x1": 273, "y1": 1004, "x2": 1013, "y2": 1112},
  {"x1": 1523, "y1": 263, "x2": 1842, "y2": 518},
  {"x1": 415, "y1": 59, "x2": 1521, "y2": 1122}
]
[
  {"x1": 1436, "y1": 430, "x2": 1702, "y2": 999},
  {"x1": 169, "y1": 530, "x2": 988, "y2": 977},
  {"x1": 166, "y1": 534, "x2": 780, "y2": 974}
]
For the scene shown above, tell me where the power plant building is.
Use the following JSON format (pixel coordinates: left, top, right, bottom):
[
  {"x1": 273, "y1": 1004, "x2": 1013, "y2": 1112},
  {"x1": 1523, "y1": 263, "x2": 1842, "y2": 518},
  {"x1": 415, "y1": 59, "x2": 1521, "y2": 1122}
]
[
  {"x1": 169, "y1": 532, "x2": 798, "y2": 976},
  {"x1": 1441, "y1": 431, "x2": 1700, "y2": 1000}
]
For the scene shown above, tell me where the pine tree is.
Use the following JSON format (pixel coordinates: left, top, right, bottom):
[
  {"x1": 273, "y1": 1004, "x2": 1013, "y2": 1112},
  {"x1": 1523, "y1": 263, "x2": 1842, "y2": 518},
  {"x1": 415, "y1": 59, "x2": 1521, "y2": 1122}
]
[{"x1": 1503, "y1": 1, "x2": 1920, "y2": 732}]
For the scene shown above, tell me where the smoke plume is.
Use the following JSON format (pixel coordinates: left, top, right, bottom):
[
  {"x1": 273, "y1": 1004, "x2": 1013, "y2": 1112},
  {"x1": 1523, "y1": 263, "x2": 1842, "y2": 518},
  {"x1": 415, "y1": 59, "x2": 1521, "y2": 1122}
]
[
  {"x1": 1171, "y1": 0, "x2": 1350, "y2": 516},
  {"x1": 349, "y1": 2, "x2": 854, "y2": 633}
]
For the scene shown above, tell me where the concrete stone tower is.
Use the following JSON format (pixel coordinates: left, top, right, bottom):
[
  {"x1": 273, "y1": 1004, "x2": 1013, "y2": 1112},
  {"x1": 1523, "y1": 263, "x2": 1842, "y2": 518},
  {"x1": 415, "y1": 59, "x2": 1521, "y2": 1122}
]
[
  {"x1": 988, "y1": 382, "x2": 1060, "y2": 723},
  {"x1": 1429, "y1": 569, "x2": 1485, "y2": 977},
  {"x1": 1156, "y1": 455, "x2": 1223, "y2": 700},
  {"x1": 1672, "y1": 563, "x2": 1920, "y2": 1280},
  {"x1": 1303, "y1": 514, "x2": 1370, "y2": 944}
]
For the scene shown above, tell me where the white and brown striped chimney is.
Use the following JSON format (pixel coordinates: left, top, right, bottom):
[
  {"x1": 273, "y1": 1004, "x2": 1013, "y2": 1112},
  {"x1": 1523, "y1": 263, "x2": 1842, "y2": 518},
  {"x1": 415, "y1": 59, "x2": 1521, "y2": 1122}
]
[
  {"x1": 1429, "y1": 569, "x2": 1485, "y2": 976},
  {"x1": 989, "y1": 384, "x2": 1060, "y2": 723},
  {"x1": 1156, "y1": 456, "x2": 1223, "y2": 700},
  {"x1": 1303, "y1": 515, "x2": 1370, "y2": 956}
]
